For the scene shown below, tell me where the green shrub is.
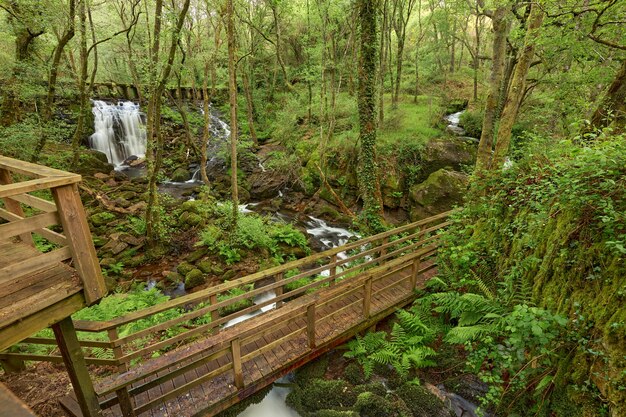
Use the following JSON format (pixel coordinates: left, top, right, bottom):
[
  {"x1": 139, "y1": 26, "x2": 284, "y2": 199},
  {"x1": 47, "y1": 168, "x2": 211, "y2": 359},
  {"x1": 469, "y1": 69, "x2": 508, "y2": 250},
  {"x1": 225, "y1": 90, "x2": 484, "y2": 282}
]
[
  {"x1": 459, "y1": 110, "x2": 483, "y2": 138},
  {"x1": 217, "y1": 285, "x2": 254, "y2": 317}
]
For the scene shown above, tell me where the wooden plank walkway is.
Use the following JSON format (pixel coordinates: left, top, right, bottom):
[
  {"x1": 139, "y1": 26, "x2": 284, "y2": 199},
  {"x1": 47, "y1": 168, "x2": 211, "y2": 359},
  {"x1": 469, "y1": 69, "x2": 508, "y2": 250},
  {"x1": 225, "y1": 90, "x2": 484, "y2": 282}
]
[{"x1": 61, "y1": 251, "x2": 438, "y2": 417}]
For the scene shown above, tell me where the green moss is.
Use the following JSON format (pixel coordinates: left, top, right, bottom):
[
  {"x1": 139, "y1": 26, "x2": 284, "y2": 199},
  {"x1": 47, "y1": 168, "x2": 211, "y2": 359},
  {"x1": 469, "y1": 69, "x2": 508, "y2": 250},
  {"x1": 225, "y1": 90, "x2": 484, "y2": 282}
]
[
  {"x1": 344, "y1": 363, "x2": 366, "y2": 385},
  {"x1": 354, "y1": 392, "x2": 395, "y2": 417},
  {"x1": 394, "y1": 384, "x2": 452, "y2": 417},
  {"x1": 184, "y1": 269, "x2": 205, "y2": 289}
]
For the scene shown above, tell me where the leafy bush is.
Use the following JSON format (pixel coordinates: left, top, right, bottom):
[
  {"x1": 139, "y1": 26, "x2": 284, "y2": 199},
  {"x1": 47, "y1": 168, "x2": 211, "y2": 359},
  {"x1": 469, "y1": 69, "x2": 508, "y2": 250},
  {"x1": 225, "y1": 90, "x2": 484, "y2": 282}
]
[{"x1": 459, "y1": 110, "x2": 483, "y2": 138}]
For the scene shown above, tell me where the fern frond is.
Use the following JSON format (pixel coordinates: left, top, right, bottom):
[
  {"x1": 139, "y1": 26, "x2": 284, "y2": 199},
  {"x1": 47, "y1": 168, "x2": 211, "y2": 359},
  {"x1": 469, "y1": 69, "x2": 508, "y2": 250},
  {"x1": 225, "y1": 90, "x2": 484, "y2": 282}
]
[{"x1": 445, "y1": 324, "x2": 496, "y2": 344}]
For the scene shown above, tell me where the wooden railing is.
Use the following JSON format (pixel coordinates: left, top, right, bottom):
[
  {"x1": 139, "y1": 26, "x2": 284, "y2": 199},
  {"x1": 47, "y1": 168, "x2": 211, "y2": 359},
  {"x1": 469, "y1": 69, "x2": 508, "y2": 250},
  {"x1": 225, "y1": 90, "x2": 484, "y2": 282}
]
[
  {"x1": 0, "y1": 211, "x2": 451, "y2": 369},
  {"x1": 80, "y1": 226, "x2": 445, "y2": 417},
  {"x1": 0, "y1": 156, "x2": 106, "y2": 307}
]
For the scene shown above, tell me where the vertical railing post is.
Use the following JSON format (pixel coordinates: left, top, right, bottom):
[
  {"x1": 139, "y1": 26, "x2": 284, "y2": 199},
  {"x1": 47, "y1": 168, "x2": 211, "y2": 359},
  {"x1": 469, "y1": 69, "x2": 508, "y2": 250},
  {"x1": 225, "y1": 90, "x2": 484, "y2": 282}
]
[
  {"x1": 52, "y1": 183, "x2": 106, "y2": 305},
  {"x1": 411, "y1": 256, "x2": 421, "y2": 289},
  {"x1": 210, "y1": 293, "x2": 220, "y2": 325},
  {"x1": 329, "y1": 254, "x2": 338, "y2": 286},
  {"x1": 231, "y1": 338, "x2": 244, "y2": 389},
  {"x1": 363, "y1": 277, "x2": 372, "y2": 318},
  {"x1": 306, "y1": 303, "x2": 316, "y2": 349},
  {"x1": 0, "y1": 168, "x2": 34, "y2": 246},
  {"x1": 379, "y1": 237, "x2": 389, "y2": 263},
  {"x1": 108, "y1": 328, "x2": 135, "y2": 417},
  {"x1": 275, "y1": 272, "x2": 284, "y2": 308}
]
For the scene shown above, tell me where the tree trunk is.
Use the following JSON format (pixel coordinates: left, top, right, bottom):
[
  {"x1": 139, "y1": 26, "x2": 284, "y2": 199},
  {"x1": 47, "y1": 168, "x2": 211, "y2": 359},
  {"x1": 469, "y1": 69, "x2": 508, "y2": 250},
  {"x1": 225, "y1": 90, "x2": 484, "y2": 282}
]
[
  {"x1": 475, "y1": 7, "x2": 508, "y2": 172},
  {"x1": 71, "y1": 0, "x2": 88, "y2": 167},
  {"x1": 200, "y1": 61, "x2": 211, "y2": 187},
  {"x1": 227, "y1": 0, "x2": 239, "y2": 228},
  {"x1": 492, "y1": 3, "x2": 544, "y2": 167},
  {"x1": 357, "y1": 0, "x2": 383, "y2": 231},
  {"x1": 32, "y1": 0, "x2": 76, "y2": 162},
  {"x1": 241, "y1": 62, "x2": 258, "y2": 145},
  {"x1": 586, "y1": 58, "x2": 626, "y2": 133},
  {"x1": 379, "y1": 0, "x2": 389, "y2": 122}
]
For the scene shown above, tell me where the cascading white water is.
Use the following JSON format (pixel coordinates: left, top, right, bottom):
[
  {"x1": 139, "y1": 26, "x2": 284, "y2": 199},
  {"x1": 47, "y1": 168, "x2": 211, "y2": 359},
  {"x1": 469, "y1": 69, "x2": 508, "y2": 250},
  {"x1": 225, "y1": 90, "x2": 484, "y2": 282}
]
[
  {"x1": 189, "y1": 111, "x2": 232, "y2": 182},
  {"x1": 89, "y1": 100, "x2": 147, "y2": 166}
]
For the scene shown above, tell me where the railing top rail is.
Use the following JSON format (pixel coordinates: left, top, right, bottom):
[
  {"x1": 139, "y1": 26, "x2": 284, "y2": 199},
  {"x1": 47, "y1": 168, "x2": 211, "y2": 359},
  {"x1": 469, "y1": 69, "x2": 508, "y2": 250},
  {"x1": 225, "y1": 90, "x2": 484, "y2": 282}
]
[
  {"x1": 0, "y1": 155, "x2": 81, "y2": 180},
  {"x1": 73, "y1": 210, "x2": 454, "y2": 332}
]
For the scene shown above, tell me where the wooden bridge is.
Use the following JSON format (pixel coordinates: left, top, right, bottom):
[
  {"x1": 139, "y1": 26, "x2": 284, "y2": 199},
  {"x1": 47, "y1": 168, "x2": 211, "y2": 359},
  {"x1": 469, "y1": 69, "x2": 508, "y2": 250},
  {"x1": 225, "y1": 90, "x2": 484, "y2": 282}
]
[{"x1": 0, "y1": 154, "x2": 452, "y2": 417}]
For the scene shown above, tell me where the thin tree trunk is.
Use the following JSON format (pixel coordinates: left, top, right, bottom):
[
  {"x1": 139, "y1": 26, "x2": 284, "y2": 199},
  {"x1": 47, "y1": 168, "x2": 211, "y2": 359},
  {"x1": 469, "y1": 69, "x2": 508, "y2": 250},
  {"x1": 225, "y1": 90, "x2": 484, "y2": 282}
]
[
  {"x1": 227, "y1": 0, "x2": 239, "y2": 228},
  {"x1": 475, "y1": 7, "x2": 508, "y2": 172},
  {"x1": 200, "y1": 61, "x2": 211, "y2": 187},
  {"x1": 379, "y1": 0, "x2": 388, "y2": 123},
  {"x1": 492, "y1": 4, "x2": 544, "y2": 167},
  {"x1": 241, "y1": 62, "x2": 258, "y2": 145},
  {"x1": 71, "y1": 0, "x2": 88, "y2": 167}
]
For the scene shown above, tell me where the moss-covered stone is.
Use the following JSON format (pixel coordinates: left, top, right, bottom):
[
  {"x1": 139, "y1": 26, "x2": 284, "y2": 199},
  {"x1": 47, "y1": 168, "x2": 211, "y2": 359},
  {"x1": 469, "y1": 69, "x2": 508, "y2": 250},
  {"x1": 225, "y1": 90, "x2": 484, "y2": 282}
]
[
  {"x1": 408, "y1": 169, "x2": 468, "y2": 220},
  {"x1": 184, "y1": 269, "x2": 205, "y2": 289},
  {"x1": 177, "y1": 261, "x2": 194, "y2": 276},
  {"x1": 90, "y1": 212, "x2": 116, "y2": 227},
  {"x1": 395, "y1": 384, "x2": 454, "y2": 417},
  {"x1": 296, "y1": 379, "x2": 357, "y2": 412},
  {"x1": 354, "y1": 392, "x2": 395, "y2": 417},
  {"x1": 196, "y1": 260, "x2": 213, "y2": 274},
  {"x1": 171, "y1": 167, "x2": 191, "y2": 182},
  {"x1": 186, "y1": 248, "x2": 208, "y2": 263},
  {"x1": 184, "y1": 213, "x2": 203, "y2": 227},
  {"x1": 344, "y1": 363, "x2": 366, "y2": 386}
]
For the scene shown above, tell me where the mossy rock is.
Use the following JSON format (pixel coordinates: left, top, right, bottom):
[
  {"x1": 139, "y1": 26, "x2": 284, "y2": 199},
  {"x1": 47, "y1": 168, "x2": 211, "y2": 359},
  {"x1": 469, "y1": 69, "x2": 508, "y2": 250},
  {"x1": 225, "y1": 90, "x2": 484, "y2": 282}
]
[
  {"x1": 186, "y1": 248, "x2": 208, "y2": 263},
  {"x1": 299, "y1": 379, "x2": 357, "y2": 411},
  {"x1": 171, "y1": 167, "x2": 191, "y2": 182},
  {"x1": 317, "y1": 411, "x2": 358, "y2": 417},
  {"x1": 344, "y1": 363, "x2": 366, "y2": 386},
  {"x1": 181, "y1": 200, "x2": 203, "y2": 214},
  {"x1": 177, "y1": 261, "x2": 195, "y2": 276},
  {"x1": 184, "y1": 213, "x2": 203, "y2": 227},
  {"x1": 354, "y1": 392, "x2": 396, "y2": 417},
  {"x1": 408, "y1": 169, "x2": 468, "y2": 220},
  {"x1": 196, "y1": 260, "x2": 213, "y2": 274},
  {"x1": 164, "y1": 271, "x2": 183, "y2": 285},
  {"x1": 184, "y1": 269, "x2": 205, "y2": 289},
  {"x1": 90, "y1": 212, "x2": 116, "y2": 227},
  {"x1": 395, "y1": 384, "x2": 454, "y2": 417},
  {"x1": 421, "y1": 137, "x2": 475, "y2": 179},
  {"x1": 353, "y1": 382, "x2": 388, "y2": 398},
  {"x1": 77, "y1": 150, "x2": 115, "y2": 175},
  {"x1": 221, "y1": 270, "x2": 237, "y2": 281}
]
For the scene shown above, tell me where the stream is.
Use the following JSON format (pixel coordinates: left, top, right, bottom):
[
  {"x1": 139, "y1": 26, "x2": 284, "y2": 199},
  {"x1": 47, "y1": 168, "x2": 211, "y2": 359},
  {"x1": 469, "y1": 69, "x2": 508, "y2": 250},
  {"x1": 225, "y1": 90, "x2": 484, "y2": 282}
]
[{"x1": 88, "y1": 99, "x2": 484, "y2": 417}]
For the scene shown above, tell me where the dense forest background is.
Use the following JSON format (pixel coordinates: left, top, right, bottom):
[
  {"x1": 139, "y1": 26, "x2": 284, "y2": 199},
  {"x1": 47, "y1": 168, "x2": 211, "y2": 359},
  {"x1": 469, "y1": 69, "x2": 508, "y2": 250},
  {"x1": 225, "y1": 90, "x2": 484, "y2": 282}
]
[{"x1": 0, "y1": 0, "x2": 625, "y2": 416}]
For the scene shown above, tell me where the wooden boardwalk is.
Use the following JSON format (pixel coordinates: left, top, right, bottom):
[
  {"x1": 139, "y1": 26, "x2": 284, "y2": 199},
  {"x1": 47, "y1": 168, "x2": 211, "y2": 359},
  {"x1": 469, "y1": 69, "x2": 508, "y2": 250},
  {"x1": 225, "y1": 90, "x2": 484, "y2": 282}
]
[{"x1": 60, "y1": 245, "x2": 440, "y2": 417}]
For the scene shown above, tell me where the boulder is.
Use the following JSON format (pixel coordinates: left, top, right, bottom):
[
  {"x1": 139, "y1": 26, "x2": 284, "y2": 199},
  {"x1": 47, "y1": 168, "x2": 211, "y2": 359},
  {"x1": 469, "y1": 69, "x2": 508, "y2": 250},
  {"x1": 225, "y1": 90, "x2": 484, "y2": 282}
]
[
  {"x1": 177, "y1": 261, "x2": 195, "y2": 276},
  {"x1": 185, "y1": 269, "x2": 205, "y2": 289},
  {"x1": 76, "y1": 150, "x2": 115, "y2": 176},
  {"x1": 409, "y1": 169, "x2": 468, "y2": 220},
  {"x1": 421, "y1": 138, "x2": 476, "y2": 180},
  {"x1": 171, "y1": 167, "x2": 191, "y2": 183}
]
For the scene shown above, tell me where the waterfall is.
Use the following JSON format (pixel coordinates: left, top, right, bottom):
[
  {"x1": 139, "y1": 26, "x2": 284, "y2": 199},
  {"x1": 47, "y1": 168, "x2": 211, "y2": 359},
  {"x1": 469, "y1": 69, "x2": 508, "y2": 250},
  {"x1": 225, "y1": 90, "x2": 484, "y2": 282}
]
[
  {"x1": 89, "y1": 100, "x2": 147, "y2": 166},
  {"x1": 189, "y1": 108, "x2": 232, "y2": 182}
]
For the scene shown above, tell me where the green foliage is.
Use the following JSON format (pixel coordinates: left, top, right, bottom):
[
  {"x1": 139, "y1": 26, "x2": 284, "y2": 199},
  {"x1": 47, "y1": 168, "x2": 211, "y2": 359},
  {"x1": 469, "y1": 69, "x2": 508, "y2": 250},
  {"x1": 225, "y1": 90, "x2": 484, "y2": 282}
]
[
  {"x1": 459, "y1": 110, "x2": 483, "y2": 138},
  {"x1": 344, "y1": 306, "x2": 437, "y2": 379},
  {"x1": 217, "y1": 284, "x2": 254, "y2": 316},
  {"x1": 196, "y1": 201, "x2": 309, "y2": 265}
]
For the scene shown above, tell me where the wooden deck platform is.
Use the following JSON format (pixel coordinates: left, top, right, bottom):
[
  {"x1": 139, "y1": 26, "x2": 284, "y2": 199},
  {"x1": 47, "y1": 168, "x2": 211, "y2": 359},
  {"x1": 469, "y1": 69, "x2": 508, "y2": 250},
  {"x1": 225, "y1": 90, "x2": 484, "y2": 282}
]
[
  {"x1": 61, "y1": 255, "x2": 437, "y2": 417},
  {"x1": 0, "y1": 382, "x2": 38, "y2": 417},
  {"x1": 0, "y1": 239, "x2": 83, "y2": 348}
]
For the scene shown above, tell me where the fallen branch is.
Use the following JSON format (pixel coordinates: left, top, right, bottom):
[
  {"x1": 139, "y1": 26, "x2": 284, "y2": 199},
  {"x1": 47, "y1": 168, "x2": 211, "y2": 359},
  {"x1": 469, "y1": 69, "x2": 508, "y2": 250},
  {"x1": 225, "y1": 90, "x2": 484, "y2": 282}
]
[
  {"x1": 314, "y1": 163, "x2": 355, "y2": 218},
  {"x1": 79, "y1": 184, "x2": 146, "y2": 214}
]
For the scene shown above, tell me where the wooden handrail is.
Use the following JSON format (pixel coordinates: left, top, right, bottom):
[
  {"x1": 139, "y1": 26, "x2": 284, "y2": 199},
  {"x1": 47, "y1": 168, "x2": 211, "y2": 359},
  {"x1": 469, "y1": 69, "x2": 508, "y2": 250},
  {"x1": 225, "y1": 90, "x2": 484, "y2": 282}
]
[{"x1": 72, "y1": 211, "x2": 452, "y2": 333}]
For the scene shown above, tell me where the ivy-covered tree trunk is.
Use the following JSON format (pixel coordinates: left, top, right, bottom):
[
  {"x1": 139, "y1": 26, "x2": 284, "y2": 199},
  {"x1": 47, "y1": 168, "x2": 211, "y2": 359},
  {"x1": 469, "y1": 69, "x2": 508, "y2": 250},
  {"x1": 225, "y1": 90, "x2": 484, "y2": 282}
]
[
  {"x1": 357, "y1": 0, "x2": 383, "y2": 231},
  {"x1": 492, "y1": 3, "x2": 544, "y2": 168},
  {"x1": 475, "y1": 6, "x2": 509, "y2": 172}
]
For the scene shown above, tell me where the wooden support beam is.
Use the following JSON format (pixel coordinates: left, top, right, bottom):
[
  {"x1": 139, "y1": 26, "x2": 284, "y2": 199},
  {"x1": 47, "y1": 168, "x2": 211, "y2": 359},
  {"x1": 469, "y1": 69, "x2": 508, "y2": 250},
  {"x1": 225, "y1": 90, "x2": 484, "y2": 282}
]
[
  {"x1": 210, "y1": 294, "x2": 220, "y2": 325},
  {"x1": 52, "y1": 317, "x2": 102, "y2": 417},
  {"x1": 52, "y1": 184, "x2": 106, "y2": 305},
  {"x1": 231, "y1": 338, "x2": 244, "y2": 389},
  {"x1": 411, "y1": 256, "x2": 421, "y2": 289}
]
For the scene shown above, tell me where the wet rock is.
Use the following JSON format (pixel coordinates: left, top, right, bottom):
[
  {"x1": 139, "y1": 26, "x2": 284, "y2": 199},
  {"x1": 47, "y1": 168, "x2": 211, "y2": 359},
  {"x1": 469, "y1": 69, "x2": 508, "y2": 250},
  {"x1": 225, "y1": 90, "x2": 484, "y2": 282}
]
[
  {"x1": 94, "y1": 172, "x2": 109, "y2": 180},
  {"x1": 130, "y1": 176, "x2": 148, "y2": 185},
  {"x1": 111, "y1": 170, "x2": 129, "y2": 182},
  {"x1": 171, "y1": 167, "x2": 191, "y2": 182},
  {"x1": 164, "y1": 271, "x2": 183, "y2": 285},
  {"x1": 104, "y1": 275, "x2": 117, "y2": 292},
  {"x1": 185, "y1": 269, "x2": 205, "y2": 289},
  {"x1": 409, "y1": 169, "x2": 468, "y2": 221},
  {"x1": 446, "y1": 125, "x2": 466, "y2": 136},
  {"x1": 460, "y1": 136, "x2": 480, "y2": 144}
]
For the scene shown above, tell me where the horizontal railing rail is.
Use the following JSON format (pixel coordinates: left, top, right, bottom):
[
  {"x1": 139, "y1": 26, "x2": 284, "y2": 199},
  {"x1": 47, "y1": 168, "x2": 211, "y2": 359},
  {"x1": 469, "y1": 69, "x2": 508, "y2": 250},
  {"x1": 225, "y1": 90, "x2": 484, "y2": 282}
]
[{"x1": 1, "y1": 210, "x2": 452, "y2": 370}]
